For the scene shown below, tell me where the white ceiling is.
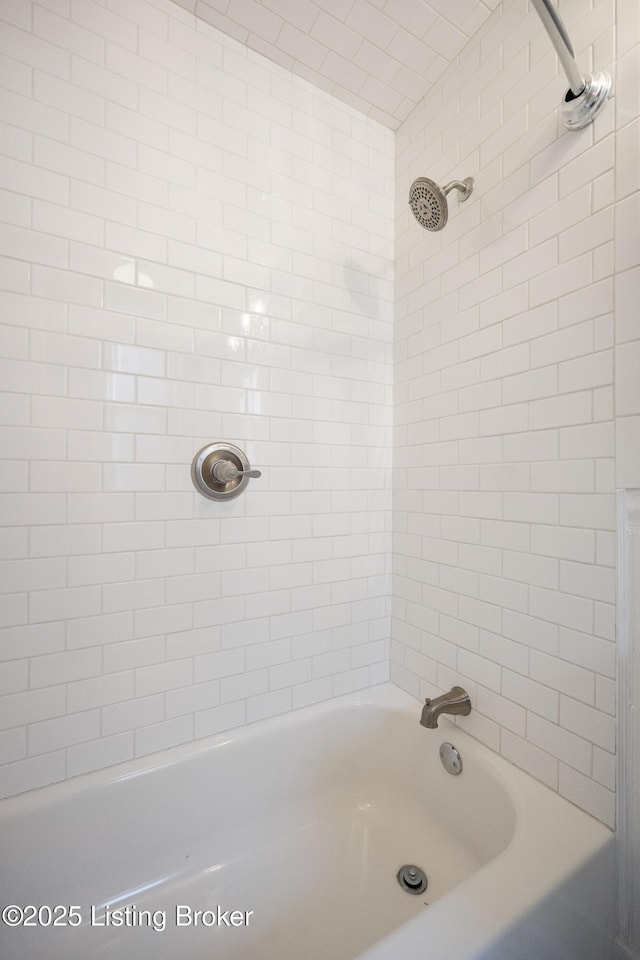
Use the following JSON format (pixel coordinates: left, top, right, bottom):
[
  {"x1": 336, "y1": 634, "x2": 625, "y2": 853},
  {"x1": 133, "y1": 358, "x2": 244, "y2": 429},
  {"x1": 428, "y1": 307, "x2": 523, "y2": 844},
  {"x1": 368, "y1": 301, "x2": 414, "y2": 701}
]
[{"x1": 171, "y1": 0, "x2": 499, "y2": 129}]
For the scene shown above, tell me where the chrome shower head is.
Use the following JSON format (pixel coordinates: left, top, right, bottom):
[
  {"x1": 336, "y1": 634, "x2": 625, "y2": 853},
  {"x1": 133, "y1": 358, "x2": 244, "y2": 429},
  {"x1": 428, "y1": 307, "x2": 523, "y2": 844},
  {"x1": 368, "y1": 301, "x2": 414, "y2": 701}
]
[{"x1": 408, "y1": 176, "x2": 474, "y2": 231}]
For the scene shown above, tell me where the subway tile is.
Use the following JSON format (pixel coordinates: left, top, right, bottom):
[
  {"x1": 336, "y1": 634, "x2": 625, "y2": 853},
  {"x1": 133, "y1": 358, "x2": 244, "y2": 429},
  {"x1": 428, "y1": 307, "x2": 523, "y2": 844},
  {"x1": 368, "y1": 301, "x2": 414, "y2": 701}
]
[
  {"x1": 70, "y1": 180, "x2": 136, "y2": 226},
  {"x1": 592, "y1": 745, "x2": 615, "y2": 791},
  {"x1": 504, "y1": 239, "x2": 558, "y2": 290},
  {"x1": 501, "y1": 730, "x2": 558, "y2": 789},
  {"x1": 32, "y1": 265, "x2": 103, "y2": 307},
  {"x1": 530, "y1": 643, "x2": 596, "y2": 705},
  {"x1": 529, "y1": 185, "x2": 590, "y2": 247},
  {"x1": 0, "y1": 156, "x2": 69, "y2": 206},
  {"x1": 530, "y1": 459, "x2": 594, "y2": 493},
  {"x1": 135, "y1": 716, "x2": 193, "y2": 756},
  {"x1": 138, "y1": 203, "x2": 196, "y2": 244},
  {"x1": 139, "y1": 143, "x2": 196, "y2": 189},
  {"x1": 0, "y1": 727, "x2": 27, "y2": 767},
  {"x1": 70, "y1": 56, "x2": 138, "y2": 109},
  {"x1": 476, "y1": 686, "x2": 526, "y2": 736},
  {"x1": 615, "y1": 340, "x2": 640, "y2": 416},
  {"x1": 0, "y1": 186, "x2": 31, "y2": 229},
  {"x1": 0, "y1": 293, "x2": 67, "y2": 337},
  {"x1": 33, "y1": 201, "x2": 103, "y2": 246},
  {"x1": 0, "y1": 594, "x2": 28, "y2": 630},
  {"x1": 137, "y1": 316, "x2": 194, "y2": 353},
  {"x1": 593, "y1": 385, "x2": 614, "y2": 423},
  {"x1": 133, "y1": 601, "x2": 191, "y2": 640},
  {"x1": 1, "y1": 88, "x2": 69, "y2": 143},
  {"x1": 33, "y1": 5, "x2": 105, "y2": 63},
  {"x1": 616, "y1": 416, "x2": 640, "y2": 488},
  {"x1": 0, "y1": 752, "x2": 66, "y2": 799},
  {"x1": 503, "y1": 366, "x2": 558, "y2": 405},
  {"x1": 139, "y1": 26, "x2": 196, "y2": 78},
  {"x1": 528, "y1": 391, "x2": 592, "y2": 430},
  {"x1": 531, "y1": 320, "x2": 593, "y2": 367},
  {"x1": 478, "y1": 630, "x2": 528, "y2": 675},
  {"x1": 0, "y1": 0, "x2": 621, "y2": 824},
  {"x1": 0, "y1": 492, "x2": 65, "y2": 529},
  {"x1": 530, "y1": 524, "x2": 595, "y2": 563},
  {"x1": 0, "y1": 426, "x2": 64, "y2": 462},
  {"x1": 559, "y1": 763, "x2": 614, "y2": 827},
  {"x1": 559, "y1": 559, "x2": 615, "y2": 604},
  {"x1": 29, "y1": 524, "x2": 101, "y2": 559},
  {"x1": 559, "y1": 350, "x2": 613, "y2": 393},
  {"x1": 0, "y1": 123, "x2": 34, "y2": 168},
  {"x1": 103, "y1": 578, "x2": 165, "y2": 614},
  {"x1": 29, "y1": 586, "x2": 101, "y2": 625},
  {"x1": 106, "y1": 37, "x2": 167, "y2": 92},
  {"x1": 72, "y1": 0, "x2": 138, "y2": 51},
  {"x1": 0, "y1": 659, "x2": 28, "y2": 696},
  {"x1": 194, "y1": 700, "x2": 245, "y2": 739},
  {"x1": 559, "y1": 493, "x2": 615, "y2": 530},
  {"x1": 527, "y1": 713, "x2": 592, "y2": 775},
  {"x1": 0, "y1": 527, "x2": 28, "y2": 560},
  {"x1": 0, "y1": 222, "x2": 68, "y2": 269},
  {"x1": 0, "y1": 21, "x2": 69, "y2": 80},
  {"x1": 558, "y1": 136, "x2": 614, "y2": 198},
  {"x1": 529, "y1": 585, "x2": 593, "y2": 635},
  {"x1": 67, "y1": 732, "x2": 134, "y2": 778},
  {"x1": 105, "y1": 221, "x2": 167, "y2": 263},
  {"x1": 31, "y1": 330, "x2": 101, "y2": 369},
  {"x1": 135, "y1": 657, "x2": 193, "y2": 697},
  {"x1": 30, "y1": 460, "x2": 102, "y2": 493},
  {"x1": 530, "y1": 253, "x2": 593, "y2": 307},
  {"x1": 32, "y1": 395, "x2": 103, "y2": 431},
  {"x1": 68, "y1": 370, "x2": 135, "y2": 404},
  {"x1": 560, "y1": 207, "x2": 614, "y2": 262}
]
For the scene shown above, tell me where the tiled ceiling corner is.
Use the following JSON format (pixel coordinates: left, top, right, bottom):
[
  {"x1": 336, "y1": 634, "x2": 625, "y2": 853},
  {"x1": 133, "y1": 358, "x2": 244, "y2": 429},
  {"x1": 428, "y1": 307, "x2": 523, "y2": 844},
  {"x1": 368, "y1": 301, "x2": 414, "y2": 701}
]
[{"x1": 171, "y1": 0, "x2": 498, "y2": 129}]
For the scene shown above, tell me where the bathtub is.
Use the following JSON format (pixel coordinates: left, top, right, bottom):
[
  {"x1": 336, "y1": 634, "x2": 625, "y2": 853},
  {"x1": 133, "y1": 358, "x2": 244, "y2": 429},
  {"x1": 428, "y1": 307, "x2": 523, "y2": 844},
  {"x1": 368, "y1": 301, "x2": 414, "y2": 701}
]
[{"x1": 0, "y1": 683, "x2": 614, "y2": 960}]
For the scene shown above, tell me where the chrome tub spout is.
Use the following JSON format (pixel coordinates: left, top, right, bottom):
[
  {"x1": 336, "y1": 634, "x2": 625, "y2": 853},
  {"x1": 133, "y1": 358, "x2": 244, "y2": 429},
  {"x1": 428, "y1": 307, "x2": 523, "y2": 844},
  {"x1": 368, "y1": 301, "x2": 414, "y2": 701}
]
[{"x1": 420, "y1": 686, "x2": 471, "y2": 729}]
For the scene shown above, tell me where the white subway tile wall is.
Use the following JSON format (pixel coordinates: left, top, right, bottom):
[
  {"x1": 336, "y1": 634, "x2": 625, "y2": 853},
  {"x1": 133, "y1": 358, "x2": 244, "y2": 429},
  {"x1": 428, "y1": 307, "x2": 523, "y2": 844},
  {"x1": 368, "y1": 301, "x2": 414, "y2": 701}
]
[
  {"x1": 0, "y1": 0, "x2": 394, "y2": 798},
  {"x1": 393, "y1": 0, "x2": 639, "y2": 827},
  {"x1": 170, "y1": 0, "x2": 497, "y2": 130},
  {"x1": 2, "y1": 0, "x2": 638, "y2": 829}
]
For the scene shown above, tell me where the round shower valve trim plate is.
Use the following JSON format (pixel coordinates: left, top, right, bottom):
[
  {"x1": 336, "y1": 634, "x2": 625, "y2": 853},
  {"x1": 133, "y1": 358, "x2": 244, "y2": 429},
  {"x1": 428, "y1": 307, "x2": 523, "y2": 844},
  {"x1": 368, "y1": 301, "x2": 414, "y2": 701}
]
[{"x1": 191, "y1": 442, "x2": 261, "y2": 501}]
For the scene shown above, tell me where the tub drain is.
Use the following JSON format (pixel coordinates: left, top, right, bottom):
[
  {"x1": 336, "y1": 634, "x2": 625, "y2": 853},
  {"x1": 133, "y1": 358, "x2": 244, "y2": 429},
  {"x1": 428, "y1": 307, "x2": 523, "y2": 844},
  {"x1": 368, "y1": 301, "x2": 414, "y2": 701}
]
[{"x1": 397, "y1": 864, "x2": 428, "y2": 895}]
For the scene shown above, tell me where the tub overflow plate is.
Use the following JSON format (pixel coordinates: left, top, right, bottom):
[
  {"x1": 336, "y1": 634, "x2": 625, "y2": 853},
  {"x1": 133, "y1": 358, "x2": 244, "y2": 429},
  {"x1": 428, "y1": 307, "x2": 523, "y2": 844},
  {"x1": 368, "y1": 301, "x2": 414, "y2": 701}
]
[{"x1": 439, "y1": 741, "x2": 462, "y2": 775}]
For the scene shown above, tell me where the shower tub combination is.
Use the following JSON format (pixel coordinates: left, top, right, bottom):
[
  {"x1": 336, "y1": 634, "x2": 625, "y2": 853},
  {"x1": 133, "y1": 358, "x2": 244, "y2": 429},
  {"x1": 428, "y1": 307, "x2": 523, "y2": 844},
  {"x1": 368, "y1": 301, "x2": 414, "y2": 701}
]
[{"x1": 1, "y1": 684, "x2": 613, "y2": 960}]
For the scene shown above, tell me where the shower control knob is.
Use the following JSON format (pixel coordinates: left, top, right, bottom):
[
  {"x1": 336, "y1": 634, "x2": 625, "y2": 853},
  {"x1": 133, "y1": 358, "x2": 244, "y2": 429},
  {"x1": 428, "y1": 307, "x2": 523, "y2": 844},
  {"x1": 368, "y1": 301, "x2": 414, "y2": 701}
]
[{"x1": 211, "y1": 460, "x2": 261, "y2": 483}]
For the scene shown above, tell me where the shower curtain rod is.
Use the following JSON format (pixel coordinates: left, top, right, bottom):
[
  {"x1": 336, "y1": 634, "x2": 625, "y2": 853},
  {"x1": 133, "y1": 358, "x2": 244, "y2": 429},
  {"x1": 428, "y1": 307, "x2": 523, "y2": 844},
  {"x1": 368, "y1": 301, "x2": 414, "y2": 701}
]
[
  {"x1": 530, "y1": 0, "x2": 584, "y2": 95},
  {"x1": 529, "y1": 0, "x2": 612, "y2": 130}
]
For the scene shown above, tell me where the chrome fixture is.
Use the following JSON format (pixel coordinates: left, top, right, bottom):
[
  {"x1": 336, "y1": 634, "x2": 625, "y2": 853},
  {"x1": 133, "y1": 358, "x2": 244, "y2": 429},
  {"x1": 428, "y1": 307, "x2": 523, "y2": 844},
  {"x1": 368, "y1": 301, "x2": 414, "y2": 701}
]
[
  {"x1": 420, "y1": 686, "x2": 471, "y2": 729},
  {"x1": 408, "y1": 176, "x2": 474, "y2": 232},
  {"x1": 191, "y1": 442, "x2": 261, "y2": 501},
  {"x1": 439, "y1": 742, "x2": 463, "y2": 776},
  {"x1": 397, "y1": 864, "x2": 428, "y2": 895},
  {"x1": 531, "y1": 0, "x2": 611, "y2": 130}
]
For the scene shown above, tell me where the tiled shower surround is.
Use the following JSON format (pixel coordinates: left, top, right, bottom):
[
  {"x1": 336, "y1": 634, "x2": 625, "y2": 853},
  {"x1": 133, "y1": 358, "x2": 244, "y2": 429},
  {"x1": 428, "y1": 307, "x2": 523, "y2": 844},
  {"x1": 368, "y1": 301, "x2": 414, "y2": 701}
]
[
  {"x1": 0, "y1": 0, "x2": 638, "y2": 830},
  {"x1": 393, "y1": 0, "x2": 640, "y2": 826},
  {"x1": 0, "y1": 0, "x2": 394, "y2": 798}
]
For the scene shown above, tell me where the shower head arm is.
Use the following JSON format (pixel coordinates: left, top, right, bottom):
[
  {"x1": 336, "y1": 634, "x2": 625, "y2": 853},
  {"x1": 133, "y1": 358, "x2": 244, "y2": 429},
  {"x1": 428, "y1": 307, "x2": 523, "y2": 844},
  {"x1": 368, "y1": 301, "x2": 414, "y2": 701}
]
[{"x1": 442, "y1": 178, "x2": 474, "y2": 202}]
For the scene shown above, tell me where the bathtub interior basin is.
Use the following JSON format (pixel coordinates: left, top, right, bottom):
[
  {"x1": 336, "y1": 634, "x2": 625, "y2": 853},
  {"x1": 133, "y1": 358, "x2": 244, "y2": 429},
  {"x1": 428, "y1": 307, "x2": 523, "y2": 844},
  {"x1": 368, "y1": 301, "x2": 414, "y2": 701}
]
[{"x1": 0, "y1": 683, "x2": 613, "y2": 960}]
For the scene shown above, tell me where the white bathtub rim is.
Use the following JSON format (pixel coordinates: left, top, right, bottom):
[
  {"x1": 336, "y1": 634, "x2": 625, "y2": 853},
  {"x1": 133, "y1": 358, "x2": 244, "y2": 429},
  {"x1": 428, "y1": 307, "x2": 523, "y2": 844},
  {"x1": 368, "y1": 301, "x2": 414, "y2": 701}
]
[
  {"x1": 0, "y1": 680, "x2": 608, "y2": 840},
  {"x1": 0, "y1": 679, "x2": 610, "y2": 917},
  {"x1": 0, "y1": 681, "x2": 614, "y2": 960},
  {"x1": 0, "y1": 682, "x2": 403, "y2": 814}
]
